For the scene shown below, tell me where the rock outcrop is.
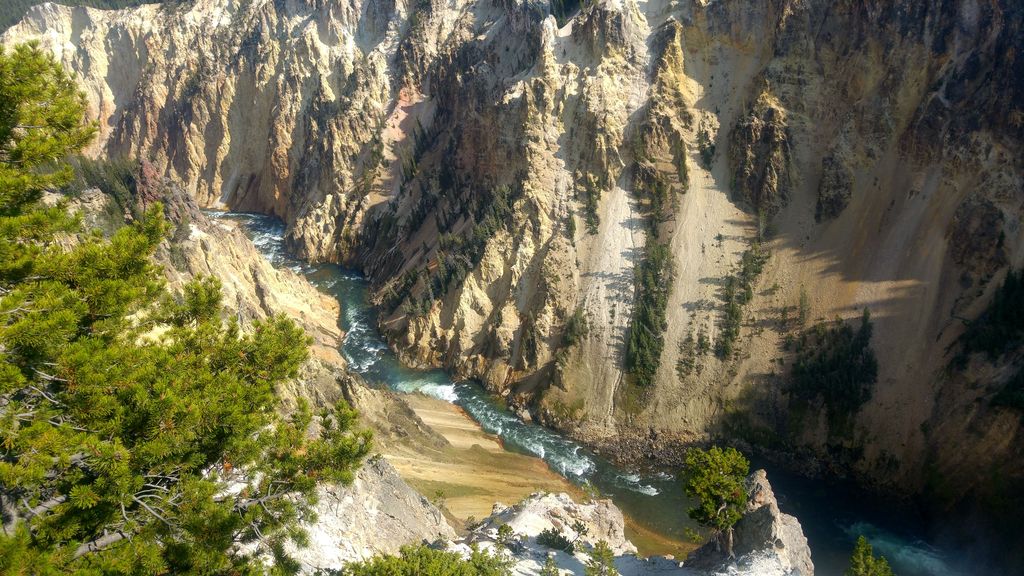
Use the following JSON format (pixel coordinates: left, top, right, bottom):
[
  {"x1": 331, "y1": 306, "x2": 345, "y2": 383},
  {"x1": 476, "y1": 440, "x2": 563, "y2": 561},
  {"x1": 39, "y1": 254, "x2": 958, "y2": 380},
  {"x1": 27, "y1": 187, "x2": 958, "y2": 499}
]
[
  {"x1": 453, "y1": 470, "x2": 811, "y2": 576},
  {"x1": 474, "y1": 492, "x2": 637, "y2": 556},
  {"x1": 287, "y1": 456, "x2": 456, "y2": 572},
  {"x1": 728, "y1": 90, "x2": 792, "y2": 217},
  {"x1": 687, "y1": 470, "x2": 813, "y2": 576}
]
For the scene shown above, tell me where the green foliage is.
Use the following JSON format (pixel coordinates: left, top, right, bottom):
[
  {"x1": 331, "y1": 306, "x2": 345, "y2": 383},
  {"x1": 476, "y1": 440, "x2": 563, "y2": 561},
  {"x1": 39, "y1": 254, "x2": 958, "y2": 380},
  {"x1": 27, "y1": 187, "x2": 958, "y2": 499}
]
[
  {"x1": 696, "y1": 125, "x2": 715, "y2": 169},
  {"x1": 584, "y1": 540, "x2": 618, "y2": 576},
  {"x1": 65, "y1": 156, "x2": 142, "y2": 222},
  {"x1": 575, "y1": 172, "x2": 601, "y2": 235},
  {"x1": 845, "y1": 536, "x2": 895, "y2": 576},
  {"x1": 790, "y1": 309, "x2": 878, "y2": 434},
  {"x1": 431, "y1": 184, "x2": 516, "y2": 298},
  {"x1": 958, "y1": 268, "x2": 1024, "y2": 361},
  {"x1": 633, "y1": 166, "x2": 675, "y2": 225},
  {"x1": 550, "y1": 0, "x2": 584, "y2": 26},
  {"x1": 540, "y1": 553, "x2": 560, "y2": 576},
  {"x1": 682, "y1": 447, "x2": 749, "y2": 535},
  {"x1": 677, "y1": 330, "x2": 698, "y2": 380},
  {"x1": 339, "y1": 544, "x2": 512, "y2": 576},
  {"x1": 536, "y1": 527, "x2": 574, "y2": 552},
  {"x1": 798, "y1": 285, "x2": 810, "y2": 327},
  {"x1": 0, "y1": 43, "x2": 96, "y2": 224},
  {"x1": 0, "y1": 43, "x2": 372, "y2": 573},
  {"x1": 569, "y1": 520, "x2": 589, "y2": 550},
  {"x1": 563, "y1": 306, "x2": 589, "y2": 347},
  {"x1": 626, "y1": 242, "x2": 673, "y2": 387},
  {"x1": 496, "y1": 523, "x2": 515, "y2": 548},
  {"x1": 715, "y1": 243, "x2": 768, "y2": 359},
  {"x1": 993, "y1": 367, "x2": 1024, "y2": 411}
]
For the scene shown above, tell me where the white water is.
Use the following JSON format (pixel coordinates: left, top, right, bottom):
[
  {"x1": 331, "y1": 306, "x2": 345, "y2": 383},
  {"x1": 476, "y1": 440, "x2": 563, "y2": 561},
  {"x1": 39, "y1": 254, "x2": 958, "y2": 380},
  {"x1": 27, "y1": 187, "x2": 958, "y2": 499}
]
[{"x1": 213, "y1": 211, "x2": 975, "y2": 575}]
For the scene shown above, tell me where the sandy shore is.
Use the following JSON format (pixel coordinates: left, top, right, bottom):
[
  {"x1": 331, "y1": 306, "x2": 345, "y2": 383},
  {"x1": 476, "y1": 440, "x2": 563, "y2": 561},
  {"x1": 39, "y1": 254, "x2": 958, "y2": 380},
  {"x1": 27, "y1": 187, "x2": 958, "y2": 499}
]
[
  {"x1": 378, "y1": 393, "x2": 582, "y2": 524},
  {"x1": 368, "y1": 391, "x2": 695, "y2": 558}
]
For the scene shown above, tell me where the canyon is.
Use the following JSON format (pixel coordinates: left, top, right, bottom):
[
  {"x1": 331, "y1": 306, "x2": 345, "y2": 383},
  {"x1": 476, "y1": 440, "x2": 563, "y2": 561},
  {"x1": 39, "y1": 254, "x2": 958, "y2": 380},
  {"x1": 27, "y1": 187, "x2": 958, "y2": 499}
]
[{"x1": 5, "y1": 0, "x2": 1024, "y2": 570}]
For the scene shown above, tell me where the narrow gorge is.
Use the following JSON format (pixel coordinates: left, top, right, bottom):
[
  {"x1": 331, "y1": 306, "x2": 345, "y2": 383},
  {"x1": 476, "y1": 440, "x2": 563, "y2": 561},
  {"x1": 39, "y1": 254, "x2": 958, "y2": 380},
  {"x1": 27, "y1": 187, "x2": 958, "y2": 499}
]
[{"x1": 2, "y1": 0, "x2": 1023, "y2": 573}]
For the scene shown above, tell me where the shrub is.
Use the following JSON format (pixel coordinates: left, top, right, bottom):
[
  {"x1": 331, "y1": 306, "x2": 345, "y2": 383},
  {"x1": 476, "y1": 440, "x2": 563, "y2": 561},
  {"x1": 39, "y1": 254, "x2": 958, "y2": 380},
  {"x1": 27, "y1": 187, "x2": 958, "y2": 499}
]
[
  {"x1": 496, "y1": 523, "x2": 515, "y2": 547},
  {"x1": 575, "y1": 172, "x2": 602, "y2": 235},
  {"x1": 845, "y1": 536, "x2": 894, "y2": 576},
  {"x1": 540, "y1": 553, "x2": 561, "y2": 576},
  {"x1": 563, "y1": 305, "x2": 590, "y2": 347},
  {"x1": 697, "y1": 125, "x2": 716, "y2": 168},
  {"x1": 958, "y1": 268, "x2": 1024, "y2": 360},
  {"x1": 584, "y1": 540, "x2": 618, "y2": 576},
  {"x1": 626, "y1": 242, "x2": 674, "y2": 387},
  {"x1": 537, "y1": 528, "x2": 575, "y2": 552},
  {"x1": 993, "y1": 367, "x2": 1024, "y2": 411},
  {"x1": 677, "y1": 330, "x2": 697, "y2": 379},
  {"x1": 715, "y1": 243, "x2": 768, "y2": 359},
  {"x1": 791, "y1": 309, "x2": 878, "y2": 435},
  {"x1": 339, "y1": 544, "x2": 512, "y2": 576}
]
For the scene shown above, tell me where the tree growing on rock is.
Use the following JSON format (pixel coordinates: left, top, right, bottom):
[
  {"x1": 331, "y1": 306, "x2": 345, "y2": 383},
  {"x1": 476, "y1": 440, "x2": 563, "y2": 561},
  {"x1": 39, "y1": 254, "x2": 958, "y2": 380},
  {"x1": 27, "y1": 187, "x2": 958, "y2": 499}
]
[
  {"x1": 846, "y1": 536, "x2": 895, "y2": 576},
  {"x1": 0, "y1": 42, "x2": 372, "y2": 572},
  {"x1": 682, "y1": 446, "x2": 750, "y2": 558},
  {"x1": 540, "y1": 552, "x2": 561, "y2": 576},
  {"x1": 340, "y1": 543, "x2": 512, "y2": 576},
  {"x1": 584, "y1": 540, "x2": 618, "y2": 576}
]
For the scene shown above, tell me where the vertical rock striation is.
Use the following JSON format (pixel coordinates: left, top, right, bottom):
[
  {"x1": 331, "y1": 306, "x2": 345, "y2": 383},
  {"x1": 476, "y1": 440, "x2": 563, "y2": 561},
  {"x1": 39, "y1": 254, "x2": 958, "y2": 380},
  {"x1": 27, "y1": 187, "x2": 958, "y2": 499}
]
[{"x1": 7, "y1": 0, "x2": 1024, "y2": 562}]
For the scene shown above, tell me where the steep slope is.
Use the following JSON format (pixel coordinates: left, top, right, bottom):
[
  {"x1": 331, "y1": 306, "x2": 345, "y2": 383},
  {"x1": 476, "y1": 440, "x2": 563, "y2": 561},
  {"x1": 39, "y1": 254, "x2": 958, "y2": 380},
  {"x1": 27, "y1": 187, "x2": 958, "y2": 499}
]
[{"x1": 6, "y1": 0, "x2": 1024, "y2": 561}]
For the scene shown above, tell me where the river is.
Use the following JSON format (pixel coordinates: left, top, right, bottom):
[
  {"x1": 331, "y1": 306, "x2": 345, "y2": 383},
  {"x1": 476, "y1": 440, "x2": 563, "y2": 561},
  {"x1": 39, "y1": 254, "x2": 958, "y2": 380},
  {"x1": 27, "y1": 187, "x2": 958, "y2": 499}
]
[{"x1": 211, "y1": 211, "x2": 972, "y2": 576}]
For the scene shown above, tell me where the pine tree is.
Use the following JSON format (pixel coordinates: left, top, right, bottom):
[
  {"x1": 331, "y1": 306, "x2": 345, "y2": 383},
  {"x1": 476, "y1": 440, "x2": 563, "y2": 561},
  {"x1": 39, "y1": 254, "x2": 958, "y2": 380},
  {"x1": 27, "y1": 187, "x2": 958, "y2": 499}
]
[
  {"x1": 0, "y1": 43, "x2": 372, "y2": 573},
  {"x1": 584, "y1": 540, "x2": 618, "y2": 576},
  {"x1": 539, "y1": 552, "x2": 560, "y2": 576},
  {"x1": 846, "y1": 536, "x2": 895, "y2": 576},
  {"x1": 682, "y1": 446, "x2": 750, "y2": 558},
  {"x1": 341, "y1": 544, "x2": 511, "y2": 576}
]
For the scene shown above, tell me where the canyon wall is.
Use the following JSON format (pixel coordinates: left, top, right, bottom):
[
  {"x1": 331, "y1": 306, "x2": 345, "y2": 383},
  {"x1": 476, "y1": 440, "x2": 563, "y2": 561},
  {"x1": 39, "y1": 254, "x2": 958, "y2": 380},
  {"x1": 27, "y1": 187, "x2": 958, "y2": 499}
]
[{"x1": 6, "y1": 0, "x2": 1024, "y2": 560}]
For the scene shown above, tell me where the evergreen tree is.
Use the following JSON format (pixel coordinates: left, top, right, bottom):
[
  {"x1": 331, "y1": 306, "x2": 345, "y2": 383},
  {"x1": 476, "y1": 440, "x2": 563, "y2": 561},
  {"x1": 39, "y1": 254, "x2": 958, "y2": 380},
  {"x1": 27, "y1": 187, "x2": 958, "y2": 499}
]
[
  {"x1": 682, "y1": 446, "x2": 749, "y2": 558},
  {"x1": 539, "y1": 553, "x2": 560, "y2": 576},
  {"x1": 790, "y1": 309, "x2": 877, "y2": 435},
  {"x1": 339, "y1": 544, "x2": 511, "y2": 576},
  {"x1": 584, "y1": 540, "x2": 618, "y2": 576},
  {"x1": 0, "y1": 43, "x2": 371, "y2": 573},
  {"x1": 846, "y1": 536, "x2": 895, "y2": 576}
]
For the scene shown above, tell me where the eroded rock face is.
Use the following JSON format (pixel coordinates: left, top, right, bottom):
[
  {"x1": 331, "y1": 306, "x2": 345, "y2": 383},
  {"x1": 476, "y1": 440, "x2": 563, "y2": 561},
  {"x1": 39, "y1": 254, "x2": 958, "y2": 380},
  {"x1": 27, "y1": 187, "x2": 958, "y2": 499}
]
[
  {"x1": 729, "y1": 91, "x2": 792, "y2": 217},
  {"x1": 687, "y1": 470, "x2": 813, "y2": 576},
  {"x1": 10, "y1": 0, "x2": 1024, "y2": 558},
  {"x1": 288, "y1": 456, "x2": 455, "y2": 572},
  {"x1": 456, "y1": 476, "x2": 811, "y2": 576},
  {"x1": 475, "y1": 492, "x2": 636, "y2": 556}
]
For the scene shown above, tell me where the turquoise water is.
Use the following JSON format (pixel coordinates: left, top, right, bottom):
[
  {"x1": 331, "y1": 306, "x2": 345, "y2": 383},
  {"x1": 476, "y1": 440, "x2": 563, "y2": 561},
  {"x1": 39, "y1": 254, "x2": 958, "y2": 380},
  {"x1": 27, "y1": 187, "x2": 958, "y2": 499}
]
[{"x1": 212, "y1": 211, "x2": 971, "y2": 576}]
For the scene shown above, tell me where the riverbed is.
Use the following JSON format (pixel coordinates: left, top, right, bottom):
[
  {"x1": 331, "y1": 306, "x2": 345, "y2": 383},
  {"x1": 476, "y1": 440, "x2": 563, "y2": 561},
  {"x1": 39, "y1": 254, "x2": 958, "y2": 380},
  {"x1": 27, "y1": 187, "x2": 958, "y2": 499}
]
[{"x1": 213, "y1": 211, "x2": 970, "y2": 576}]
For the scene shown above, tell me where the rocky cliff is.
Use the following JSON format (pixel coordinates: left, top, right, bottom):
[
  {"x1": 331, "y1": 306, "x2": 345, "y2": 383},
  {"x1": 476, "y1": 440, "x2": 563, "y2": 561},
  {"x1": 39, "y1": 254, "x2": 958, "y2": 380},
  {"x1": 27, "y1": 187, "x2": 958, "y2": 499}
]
[
  {"x1": 286, "y1": 456, "x2": 456, "y2": 572},
  {"x1": 8, "y1": 0, "x2": 1024, "y2": 562},
  {"x1": 686, "y1": 470, "x2": 812, "y2": 576},
  {"x1": 459, "y1": 469, "x2": 812, "y2": 575}
]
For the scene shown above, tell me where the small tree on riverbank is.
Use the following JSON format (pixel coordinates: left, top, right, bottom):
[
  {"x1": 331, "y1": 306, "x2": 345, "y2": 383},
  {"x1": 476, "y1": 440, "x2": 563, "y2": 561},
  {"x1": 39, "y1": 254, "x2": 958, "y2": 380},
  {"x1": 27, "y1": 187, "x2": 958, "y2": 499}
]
[
  {"x1": 846, "y1": 536, "x2": 894, "y2": 576},
  {"x1": 682, "y1": 446, "x2": 750, "y2": 558}
]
